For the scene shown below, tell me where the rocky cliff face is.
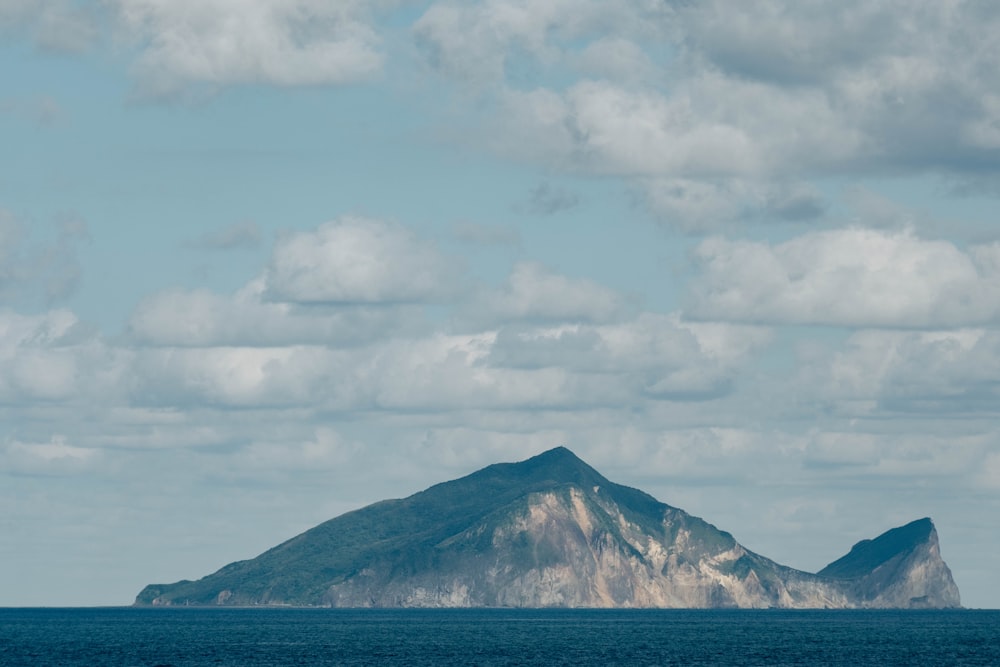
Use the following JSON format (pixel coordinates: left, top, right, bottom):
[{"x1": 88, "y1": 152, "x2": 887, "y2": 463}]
[
  {"x1": 136, "y1": 447, "x2": 961, "y2": 609},
  {"x1": 817, "y1": 518, "x2": 961, "y2": 608}
]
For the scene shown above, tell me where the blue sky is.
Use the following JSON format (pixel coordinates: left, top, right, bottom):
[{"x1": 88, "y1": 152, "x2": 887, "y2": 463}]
[{"x1": 2, "y1": 0, "x2": 1000, "y2": 608}]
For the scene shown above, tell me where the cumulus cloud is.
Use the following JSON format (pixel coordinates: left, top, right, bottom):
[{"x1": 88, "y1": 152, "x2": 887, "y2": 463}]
[
  {"x1": 112, "y1": 0, "x2": 384, "y2": 97},
  {"x1": 640, "y1": 178, "x2": 757, "y2": 232},
  {"x1": 0, "y1": 309, "x2": 85, "y2": 402},
  {"x1": 497, "y1": 77, "x2": 859, "y2": 178},
  {"x1": 462, "y1": 261, "x2": 628, "y2": 325},
  {"x1": 137, "y1": 218, "x2": 448, "y2": 346},
  {"x1": 0, "y1": 0, "x2": 100, "y2": 53},
  {"x1": 488, "y1": 314, "x2": 770, "y2": 401},
  {"x1": 125, "y1": 304, "x2": 764, "y2": 415},
  {"x1": 364, "y1": 332, "x2": 609, "y2": 411},
  {"x1": 763, "y1": 183, "x2": 827, "y2": 223},
  {"x1": 642, "y1": 178, "x2": 825, "y2": 231},
  {"x1": 121, "y1": 219, "x2": 764, "y2": 414},
  {"x1": 574, "y1": 36, "x2": 657, "y2": 84},
  {"x1": 675, "y1": 1, "x2": 899, "y2": 86},
  {"x1": 678, "y1": 0, "x2": 1000, "y2": 171},
  {"x1": 119, "y1": 212, "x2": 767, "y2": 414},
  {"x1": 415, "y1": 0, "x2": 1000, "y2": 230},
  {"x1": 801, "y1": 328, "x2": 1000, "y2": 417},
  {"x1": 126, "y1": 332, "x2": 594, "y2": 413},
  {"x1": 262, "y1": 216, "x2": 461, "y2": 305},
  {"x1": 128, "y1": 344, "x2": 351, "y2": 409},
  {"x1": 129, "y1": 281, "x2": 421, "y2": 348},
  {"x1": 413, "y1": 0, "x2": 668, "y2": 85},
  {"x1": 414, "y1": 0, "x2": 579, "y2": 85},
  {"x1": 686, "y1": 228, "x2": 1000, "y2": 328},
  {"x1": 34, "y1": 1, "x2": 99, "y2": 53},
  {"x1": 0, "y1": 309, "x2": 131, "y2": 433},
  {"x1": 363, "y1": 316, "x2": 765, "y2": 412}
]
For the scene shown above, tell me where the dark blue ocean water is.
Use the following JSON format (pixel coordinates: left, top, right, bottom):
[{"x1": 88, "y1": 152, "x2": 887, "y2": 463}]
[{"x1": 1, "y1": 608, "x2": 998, "y2": 666}]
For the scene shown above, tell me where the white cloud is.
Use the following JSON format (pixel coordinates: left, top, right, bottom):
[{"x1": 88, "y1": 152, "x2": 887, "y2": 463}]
[
  {"x1": 128, "y1": 345, "x2": 352, "y2": 409},
  {"x1": 687, "y1": 228, "x2": 1000, "y2": 328},
  {"x1": 414, "y1": 1, "x2": 529, "y2": 84},
  {"x1": 125, "y1": 333, "x2": 600, "y2": 414},
  {"x1": 802, "y1": 328, "x2": 1000, "y2": 416},
  {"x1": 763, "y1": 182, "x2": 827, "y2": 223},
  {"x1": 129, "y1": 280, "x2": 421, "y2": 347},
  {"x1": 843, "y1": 186, "x2": 920, "y2": 229},
  {"x1": 117, "y1": 220, "x2": 761, "y2": 415},
  {"x1": 499, "y1": 77, "x2": 860, "y2": 179},
  {"x1": 678, "y1": 0, "x2": 1000, "y2": 168},
  {"x1": 415, "y1": 0, "x2": 609, "y2": 85},
  {"x1": 464, "y1": 261, "x2": 628, "y2": 325},
  {"x1": 240, "y1": 427, "x2": 362, "y2": 472},
  {"x1": 0, "y1": 309, "x2": 84, "y2": 401},
  {"x1": 0, "y1": 0, "x2": 35, "y2": 24},
  {"x1": 675, "y1": 1, "x2": 900, "y2": 86},
  {"x1": 640, "y1": 178, "x2": 757, "y2": 232},
  {"x1": 574, "y1": 36, "x2": 657, "y2": 84},
  {"x1": 492, "y1": 315, "x2": 758, "y2": 370},
  {"x1": 643, "y1": 177, "x2": 826, "y2": 232},
  {"x1": 2, "y1": 435, "x2": 100, "y2": 476},
  {"x1": 414, "y1": 0, "x2": 669, "y2": 84},
  {"x1": 122, "y1": 310, "x2": 767, "y2": 415},
  {"x1": 416, "y1": 0, "x2": 1000, "y2": 229},
  {"x1": 0, "y1": 0, "x2": 99, "y2": 53},
  {"x1": 263, "y1": 216, "x2": 461, "y2": 305},
  {"x1": 488, "y1": 314, "x2": 769, "y2": 401},
  {"x1": 113, "y1": 0, "x2": 383, "y2": 97},
  {"x1": 564, "y1": 79, "x2": 763, "y2": 176},
  {"x1": 34, "y1": 1, "x2": 98, "y2": 52},
  {"x1": 362, "y1": 332, "x2": 619, "y2": 411}
]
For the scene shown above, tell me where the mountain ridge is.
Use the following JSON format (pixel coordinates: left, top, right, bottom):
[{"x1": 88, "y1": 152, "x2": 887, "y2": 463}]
[{"x1": 136, "y1": 447, "x2": 961, "y2": 609}]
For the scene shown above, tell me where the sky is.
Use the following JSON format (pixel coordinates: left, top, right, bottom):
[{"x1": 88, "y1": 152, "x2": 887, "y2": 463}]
[{"x1": 1, "y1": 0, "x2": 999, "y2": 609}]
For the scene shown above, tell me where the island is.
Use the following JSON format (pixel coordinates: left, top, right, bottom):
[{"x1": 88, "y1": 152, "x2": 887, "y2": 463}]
[{"x1": 136, "y1": 447, "x2": 961, "y2": 608}]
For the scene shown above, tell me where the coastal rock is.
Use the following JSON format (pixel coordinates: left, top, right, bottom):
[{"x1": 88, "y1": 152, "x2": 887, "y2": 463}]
[{"x1": 135, "y1": 447, "x2": 961, "y2": 609}]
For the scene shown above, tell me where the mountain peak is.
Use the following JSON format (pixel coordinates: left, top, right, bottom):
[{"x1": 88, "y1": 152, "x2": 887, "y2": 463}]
[
  {"x1": 818, "y1": 518, "x2": 936, "y2": 579},
  {"x1": 467, "y1": 446, "x2": 609, "y2": 492},
  {"x1": 534, "y1": 445, "x2": 579, "y2": 461},
  {"x1": 519, "y1": 446, "x2": 597, "y2": 475}
]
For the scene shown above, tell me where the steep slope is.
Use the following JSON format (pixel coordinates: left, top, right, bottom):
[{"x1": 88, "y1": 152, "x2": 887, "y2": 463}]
[
  {"x1": 818, "y1": 518, "x2": 961, "y2": 608},
  {"x1": 136, "y1": 447, "x2": 961, "y2": 608}
]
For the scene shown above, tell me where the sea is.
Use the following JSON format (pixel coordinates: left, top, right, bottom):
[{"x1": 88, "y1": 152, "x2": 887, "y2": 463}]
[{"x1": 1, "y1": 608, "x2": 998, "y2": 666}]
